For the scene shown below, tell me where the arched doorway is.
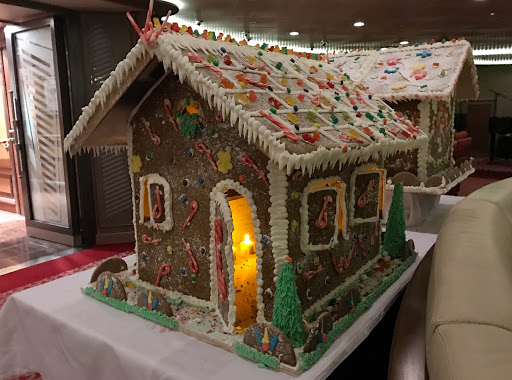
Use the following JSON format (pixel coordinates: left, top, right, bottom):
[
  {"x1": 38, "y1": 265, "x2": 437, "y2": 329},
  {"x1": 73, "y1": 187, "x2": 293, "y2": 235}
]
[{"x1": 210, "y1": 181, "x2": 263, "y2": 333}]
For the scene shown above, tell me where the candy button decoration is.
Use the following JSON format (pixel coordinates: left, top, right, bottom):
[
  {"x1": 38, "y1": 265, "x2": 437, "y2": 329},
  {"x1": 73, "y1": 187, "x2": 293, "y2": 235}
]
[
  {"x1": 186, "y1": 149, "x2": 194, "y2": 157},
  {"x1": 275, "y1": 62, "x2": 283, "y2": 70},
  {"x1": 306, "y1": 288, "x2": 313, "y2": 300},
  {"x1": 146, "y1": 153, "x2": 152, "y2": 161},
  {"x1": 181, "y1": 268, "x2": 187, "y2": 276},
  {"x1": 291, "y1": 220, "x2": 298, "y2": 229},
  {"x1": 198, "y1": 177, "x2": 205, "y2": 185},
  {"x1": 261, "y1": 235, "x2": 270, "y2": 244},
  {"x1": 182, "y1": 179, "x2": 190, "y2": 187},
  {"x1": 199, "y1": 246, "x2": 207, "y2": 255},
  {"x1": 292, "y1": 191, "x2": 300, "y2": 199},
  {"x1": 141, "y1": 252, "x2": 147, "y2": 260},
  {"x1": 167, "y1": 246, "x2": 172, "y2": 253},
  {"x1": 190, "y1": 274, "x2": 197, "y2": 283},
  {"x1": 324, "y1": 276, "x2": 331, "y2": 285},
  {"x1": 180, "y1": 194, "x2": 187, "y2": 203}
]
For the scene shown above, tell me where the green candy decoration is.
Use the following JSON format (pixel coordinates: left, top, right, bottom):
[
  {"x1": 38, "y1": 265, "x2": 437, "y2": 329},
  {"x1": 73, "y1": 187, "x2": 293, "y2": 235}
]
[
  {"x1": 383, "y1": 183, "x2": 406, "y2": 257},
  {"x1": 272, "y1": 258, "x2": 307, "y2": 347},
  {"x1": 276, "y1": 62, "x2": 283, "y2": 70},
  {"x1": 179, "y1": 111, "x2": 202, "y2": 136},
  {"x1": 306, "y1": 111, "x2": 316, "y2": 122},
  {"x1": 193, "y1": 30, "x2": 200, "y2": 37}
]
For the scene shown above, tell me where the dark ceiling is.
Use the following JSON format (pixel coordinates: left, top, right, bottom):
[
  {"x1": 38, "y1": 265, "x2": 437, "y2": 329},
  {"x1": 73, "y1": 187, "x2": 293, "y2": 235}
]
[{"x1": 1, "y1": 0, "x2": 512, "y2": 50}]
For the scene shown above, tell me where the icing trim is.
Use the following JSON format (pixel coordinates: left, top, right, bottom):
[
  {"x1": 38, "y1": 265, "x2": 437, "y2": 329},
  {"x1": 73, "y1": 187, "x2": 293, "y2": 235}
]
[
  {"x1": 267, "y1": 162, "x2": 289, "y2": 282},
  {"x1": 300, "y1": 176, "x2": 347, "y2": 254},
  {"x1": 210, "y1": 179, "x2": 265, "y2": 332},
  {"x1": 348, "y1": 163, "x2": 384, "y2": 225},
  {"x1": 83, "y1": 287, "x2": 179, "y2": 330},
  {"x1": 138, "y1": 173, "x2": 173, "y2": 231}
]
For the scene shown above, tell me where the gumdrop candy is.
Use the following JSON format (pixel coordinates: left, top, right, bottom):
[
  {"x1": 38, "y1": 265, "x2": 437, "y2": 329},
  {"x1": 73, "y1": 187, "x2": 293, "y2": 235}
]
[
  {"x1": 285, "y1": 96, "x2": 296, "y2": 106},
  {"x1": 349, "y1": 130, "x2": 360, "y2": 138},
  {"x1": 287, "y1": 113, "x2": 299, "y2": 124},
  {"x1": 237, "y1": 94, "x2": 249, "y2": 105},
  {"x1": 223, "y1": 55, "x2": 232, "y2": 66},
  {"x1": 248, "y1": 90, "x2": 257, "y2": 102},
  {"x1": 298, "y1": 93, "x2": 305, "y2": 101},
  {"x1": 306, "y1": 111, "x2": 316, "y2": 121},
  {"x1": 260, "y1": 74, "x2": 268, "y2": 84},
  {"x1": 313, "y1": 131, "x2": 321, "y2": 141},
  {"x1": 297, "y1": 80, "x2": 304, "y2": 86},
  {"x1": 248, "y1": 56, "x2": 257, "y2": 64},
  {"x1": 221, "y1": 79, "x2": 234, "y2": 89},
  {"x1": 281, "y1": 78, "x2": 288, "y2": 86},
  {"x1": 302, "y1": 134, "x2": 315, "y2": 143}
]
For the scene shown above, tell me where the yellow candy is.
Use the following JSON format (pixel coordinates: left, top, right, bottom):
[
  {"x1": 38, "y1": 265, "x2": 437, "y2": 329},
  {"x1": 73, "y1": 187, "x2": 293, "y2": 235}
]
[
  {"x1": 237, "y1": 93, "x2": 249, "y2": 104},
  {"x1": 321, "y1": 97, "x2": 329, "y2": 105},
  {"x1": 314, "y1": 256, "x2": 320, "y2": 266},
  {"x1": 248, "y1": 56, "x2": 257, "y2": 63},
  {"x1": 217, "y1": 150, "x2": 233, "y2": 173},
  {"x1": 239, "y1": 82, "x2": 246, "y2": 89},
  {"x1": 285, "y1": 96, "x2": 296, "y2": 106},
  {"x1": 153, "y1": 18, "x2": 161, "y2": 29},
  {"x1": 287, "y1": 113, "x2": 299, "y2": 124},
  {"x1": 349, "y1": 130, "x2": 360, "y2": 138},
  {"x1": 167, "y1": 246, "x2": 172, "y2": 253},
  {"x1": 281, "y1": 78, "x2": 288, "y2": 86},
  {"x1": 126, "y1": 282, "x2": 136, "y2": 289},
  {"x1": 180, "y1": 25, "x2": 187, "y2": 34},
  {"x1": 292, "y1": 191, "x2": 300, "y2": 199},
  {"x1": 291, "y1": 220, "x2": 298, "y2": 229},
  {"x1": 412, "y1": 63, "x2": 426, "y2": 72},
  {"x1": 326, "y1": 73, "x2": 333, "y2": 81},
  {"x1": 314, "y1": 123, "x2": 321, "y2": 128},
  {"x1": 391, "y1": 81, "x2": 408, "y2": 90}
]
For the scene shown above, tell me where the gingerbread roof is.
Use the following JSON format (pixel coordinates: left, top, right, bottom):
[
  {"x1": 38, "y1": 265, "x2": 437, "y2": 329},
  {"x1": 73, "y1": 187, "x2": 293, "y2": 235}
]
[
  {"x1": 64, "y1": 32, "x2": 427, "y2": 173},
  {"x1": 331, "y1": 40, "x2": 479, "y2": 102}
]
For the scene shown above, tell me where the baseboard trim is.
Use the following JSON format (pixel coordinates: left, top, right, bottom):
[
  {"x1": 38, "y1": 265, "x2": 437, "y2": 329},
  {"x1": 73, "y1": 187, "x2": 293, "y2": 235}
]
[
  {"x1": 95, "y1": 230, "x2": 135, "y2": 245},
  {"x1": 26, "y1": 226, "x2": 82, "y2": 247}
]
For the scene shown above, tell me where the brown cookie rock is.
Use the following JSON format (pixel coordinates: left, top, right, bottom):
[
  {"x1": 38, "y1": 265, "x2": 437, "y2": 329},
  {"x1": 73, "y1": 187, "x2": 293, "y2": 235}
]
[
  {"x1": 391, "y1": 171, "x2": 420, "y2": 187},
  {"x1": 136, "y1": 290, "x2": 173, "y2": 316},
  {"x1": 90, "y1": 257, "x2": 128, "y2": 283},
  {"x1": 401, "y1": 239, "x2": 416, "y2": 261},
  {"x1": 95, "y1": 272, "x2": 127, "y2": 301},
  {"x1": 455, "y1": 156, "x2": 471, "y2": 168},
  {"x1": 424, "y1": 174, "x2": 443, "y2": 188},
  {"x1": 331, "y1": 286, "x2": 361, "y2": 321},
  {"x1": 243, "y1": 323, "x2": 297, "y2": 366},
  {"x1": 303, "y1": 312, "x2": 334, "y2": 353}
]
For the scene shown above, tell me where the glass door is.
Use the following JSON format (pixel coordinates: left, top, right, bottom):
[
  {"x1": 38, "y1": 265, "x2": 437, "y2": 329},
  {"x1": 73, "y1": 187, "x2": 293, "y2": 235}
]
[{"x1": 5, "y1": 18, "x2": 80, "y2": 245}]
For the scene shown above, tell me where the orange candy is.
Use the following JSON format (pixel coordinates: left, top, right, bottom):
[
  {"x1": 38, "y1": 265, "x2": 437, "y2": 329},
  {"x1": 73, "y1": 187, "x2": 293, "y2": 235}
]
[
  {"x1": 239, "y1": 175, "x2": 246, "y2": 183},
  {"x1": 235, "y1": 73, "x2": 248, "y2": 85},
  {"x1": 313, "y1": 131, "x2": 321, "y2": 141},
  {"x1": 248, "y1": 90, "x2": 257, "y2": 102},
  {"x1": 260, "y1": 74, "x2": 268, "y2": 84},
  {"x1": 298, "y1": 93, "x2": 305, "y2": 101},
  {"x1": 297, "y1": 80, "x2": 303, "y2": 86},
  {"x1": 363, "y1": 127, "x2": 373, "y2": 136},
  {"x1": 221, "y1": 79, "x2": 234, "y2": 89}
]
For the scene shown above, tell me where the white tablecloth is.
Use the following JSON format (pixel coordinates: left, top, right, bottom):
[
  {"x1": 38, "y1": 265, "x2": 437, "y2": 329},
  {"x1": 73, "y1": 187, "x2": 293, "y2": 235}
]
[{"x1": 0, "y1": 196, "x2": 462, "y2": 380}]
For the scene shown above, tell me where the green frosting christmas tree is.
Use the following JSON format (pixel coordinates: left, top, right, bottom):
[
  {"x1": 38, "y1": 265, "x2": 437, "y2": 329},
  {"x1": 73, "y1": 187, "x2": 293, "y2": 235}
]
[
  {"x1": 383, "y1": 183, "x2": 406, "y2": 257},
  {"x1": 272, "y1": 257, "x2": 306, "y2": 347}
]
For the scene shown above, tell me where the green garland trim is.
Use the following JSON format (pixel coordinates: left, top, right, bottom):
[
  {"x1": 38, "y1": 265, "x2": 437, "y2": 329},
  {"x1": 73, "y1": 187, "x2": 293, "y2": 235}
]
[
  {"x1": 84, "y1": 287, "x2": 179, "y2": 330},
  {"x1": 233, "y1": 342, "x2": 280, "y2": 369},
  {"x1": 299, "y1": 253, "x2": 417, "y2": 370}
]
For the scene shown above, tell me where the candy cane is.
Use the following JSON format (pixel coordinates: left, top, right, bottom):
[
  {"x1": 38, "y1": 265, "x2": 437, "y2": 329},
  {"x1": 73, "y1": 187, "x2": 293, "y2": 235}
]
[
  {"x1": 195, "y1": 141, "x2": 218, "y2": 172},
  {"x1": 236, "y1": 72, "x2": 268, "y2": 88},
  {"x1": 187, "y1": 53, "x2": 223, "y2": 77},
  {"x1": 310, "y1": 93, "x2": 322, "y2": 106},
  {"x1": 245, "y1": 63, "x2": 266, "y2": 71},
  {"x1": 357, "y1": 234, "x2": 368, "y2": 259},
  {"x1": 258, "y1": 110, "x2": 298, "y2": 142},
  {"x1": 357, "y1": 179, "x2": 375, "y2": 208},
  {"x1": 142, "y1": 234, "x2": 162, "y2": 245},
  {"x1": 355, "y1": 91, "x2": 368, "y2": 107},
  {"x1": 182, "y1": 200, "x2": 198, "y2": 229},
  {"x1": 214, "y1": 218, "x2": 227, "y2": 301},
  {"x1": 143, "y1": 118, "x2": 161, "y2": 145},
  {"x1": 182, "y1": 238, "x2": 199, "y2": 273},
  {"x1": 316, "y1": 196, "x2": 332, "y2": 229},
  {"x1": 164, "y1": 99, "x2": 179, "y2": 132},
  {"x1": 339, "y1": 133, "x2": 364, "y2": 144},
  {"x1": 303, "y1": 265, "x2": 323, "y2": 281},
  {"x1": 152, "y1": 186, "x2": 163, "y2": 219},
  {"x1": 155, "y1": 263, "x2": 171, "y2": 287},
  {"x1": 240, "y1": 154, "x2": 267, "y2": 182},
  {"x1": 292, "y1": 171, "x2": 303, "y2": 182}
]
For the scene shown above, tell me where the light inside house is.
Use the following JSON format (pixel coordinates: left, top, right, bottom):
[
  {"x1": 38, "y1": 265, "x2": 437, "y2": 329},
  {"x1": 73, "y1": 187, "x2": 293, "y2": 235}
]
[
  {"x1": 227, "y1": 192, "x2": 258, "y2": 331},
  {"x1": 400, "y1": 41, "x2": 409, "y2": 45},
  {"x1": 353, "y1": 21, "x2": 365, "y2": 27}
]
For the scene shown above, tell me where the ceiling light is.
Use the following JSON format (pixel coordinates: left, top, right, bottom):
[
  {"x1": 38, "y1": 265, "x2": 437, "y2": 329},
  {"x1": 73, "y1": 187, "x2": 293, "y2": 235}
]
[
  {"x1": 473, "y1": 47, "x2": 512, "y2": 56},
  {"x1": 400, "y1": 41, "x2": 409, "y2": 45},
  {"x1": 490, "y1": 12, "x2": 495, "y2": 15},
  {"x1": 475, "y1": 59, "x2": 512, "y2": 65},
  {"x1": 353, "y1": 21, "x2": 365, "y2": 27},
  {"x1": 289, "y1": 31, "x2": 299, "y2": 36},
  {"x1": 162, "y1": 0, "x2": 184, "y2": 8}
]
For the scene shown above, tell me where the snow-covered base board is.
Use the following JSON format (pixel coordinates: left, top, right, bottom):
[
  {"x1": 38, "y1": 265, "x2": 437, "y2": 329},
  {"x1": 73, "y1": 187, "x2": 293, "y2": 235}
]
[{"x1": 83, "y1": 252, "x2": 416, "y2": 375}]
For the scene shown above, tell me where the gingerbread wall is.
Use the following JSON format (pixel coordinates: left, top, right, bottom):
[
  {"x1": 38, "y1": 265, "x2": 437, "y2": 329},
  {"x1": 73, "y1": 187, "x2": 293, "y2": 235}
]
[
  {"x1": 130, "y1": 74, "x2": 275, "y2": 312},
  {"x1": 284, "y1": 164, "x2": 383, "y2": 313},
  {"x1": 426, "y1": 97, "x2": 455, "y2": 176}
]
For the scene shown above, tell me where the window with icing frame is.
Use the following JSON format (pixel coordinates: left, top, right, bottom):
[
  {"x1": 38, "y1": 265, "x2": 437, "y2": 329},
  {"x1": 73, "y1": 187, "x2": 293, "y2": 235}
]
[
  {"x1": 138, "y1": 174, "x2": 173, "y2": 231},
  {"x1": 300, "y1": 176, "x2": 347, "y2": 253},
  {"x1": 349, "y1": 165, "x2": 385, "y2": 225}
]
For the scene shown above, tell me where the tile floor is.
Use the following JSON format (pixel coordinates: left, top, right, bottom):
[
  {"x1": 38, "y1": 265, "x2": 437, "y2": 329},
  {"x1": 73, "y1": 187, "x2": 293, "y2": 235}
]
[{"x1": 0, "y1": 210, "x2": 79, "y2": 276}]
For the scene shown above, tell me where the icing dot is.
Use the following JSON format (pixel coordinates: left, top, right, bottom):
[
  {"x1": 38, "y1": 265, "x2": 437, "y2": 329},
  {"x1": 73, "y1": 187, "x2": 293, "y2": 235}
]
[
  {"x1": 190, "y1": 274, "x2": 196, "y2": 282},
  {"x1": 199, "y1": 246, "x2": 207, "y2": 254},
  {"x1": 180, "y1": 194, "x2": 187, "y2": 203},
  {"x1": 239, "y1": 175, "x2": 246, "y2": 183},
  {"x1": 264, "y1": 288, "x2": 273, "y2": 297},
  {"x1": 180, "y1": 268, "x2": 187, "y2": 276},
  {"x1": 167, "y1": 246, "x2": 172, "y2": 253},
  {"x1": 325, "y1": 276, "x2": 331, "y2": 285},
  {"x1": 146, "y1": 153, "x2": 152, "y2": 160},
  {"x1": 141, "y1": 252, "x2": 147, "y2": 259},
  {"x1": 306, "y1": 288, "x2": 313, "y2": 300},
  {"x1": 182, "y1": 179, "x2": 190, "y2": 187},
  {"x1": 261, "y1": 235, "x2": 270, "y2": 244},
  {"x1": 186, "y1": 149, "x2": 194, "y2": 157},
  {"x1": 292, "y1": 191, "x2": 300, "y2": 199},
  {"x1": 198, "y1": 177, "x2": 205, "y2": 184},
  {"x1": 291, "y1": 220, "x2": 298, "y2": 229}
]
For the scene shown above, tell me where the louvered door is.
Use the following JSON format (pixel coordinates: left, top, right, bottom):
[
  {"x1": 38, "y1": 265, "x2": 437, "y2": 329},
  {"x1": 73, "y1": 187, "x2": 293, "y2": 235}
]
[{"x1": 82, "y1": 14, "x2": 137, "y2": 243}]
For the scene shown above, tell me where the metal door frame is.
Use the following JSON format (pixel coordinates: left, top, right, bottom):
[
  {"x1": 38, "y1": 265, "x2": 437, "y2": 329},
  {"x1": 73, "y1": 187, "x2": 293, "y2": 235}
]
[{"x1": 4, "y1": 17, "x2": 81, "y2": 245}]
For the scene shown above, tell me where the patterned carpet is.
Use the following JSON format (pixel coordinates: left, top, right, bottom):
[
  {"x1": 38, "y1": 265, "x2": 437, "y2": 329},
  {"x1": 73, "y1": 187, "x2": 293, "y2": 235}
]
[{"x1": 0, "y1": 210, "x2": 26, "y2": 244}]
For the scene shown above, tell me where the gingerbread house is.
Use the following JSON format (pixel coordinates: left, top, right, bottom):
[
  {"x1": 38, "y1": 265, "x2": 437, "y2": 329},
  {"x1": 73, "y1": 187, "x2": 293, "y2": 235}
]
[
  {"x1": 332, "y1": 40, "x2": 479, "y2": 195},
  {"x1": 65, "y1": 22, "x2": 427, "y2": 372}
]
